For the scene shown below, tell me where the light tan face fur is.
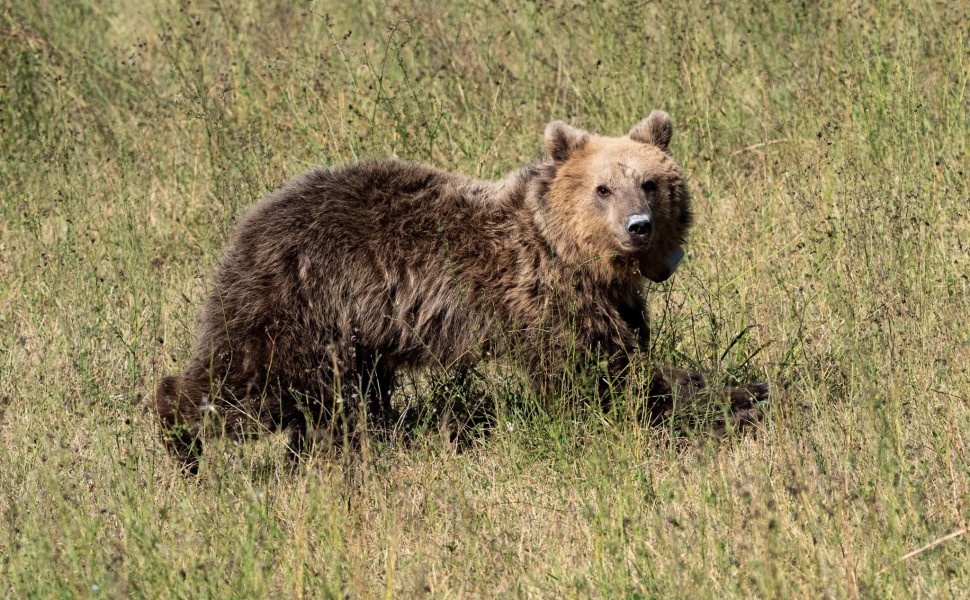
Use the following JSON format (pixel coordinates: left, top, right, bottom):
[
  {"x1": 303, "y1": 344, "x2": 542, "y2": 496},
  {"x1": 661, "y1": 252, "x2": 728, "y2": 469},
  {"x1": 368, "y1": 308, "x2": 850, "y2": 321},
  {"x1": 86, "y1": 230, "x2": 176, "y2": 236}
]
[
  {"x1": 543, "y1": 111, "x2": 691, "y2": 282},
  {"x1": 560, "y1": 138, "x2": 680, "y2": 255}
]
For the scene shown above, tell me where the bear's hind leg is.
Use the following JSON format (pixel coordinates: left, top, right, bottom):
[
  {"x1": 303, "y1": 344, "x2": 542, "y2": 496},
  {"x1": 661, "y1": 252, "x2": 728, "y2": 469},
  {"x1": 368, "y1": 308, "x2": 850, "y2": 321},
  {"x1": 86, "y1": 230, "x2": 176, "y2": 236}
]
[
  {"x1": 362, "y1": 360, "x2": 397, "y2": 439},
  {"x1": 155, "y1": 375, "x2": 204, "y2": 474},
  {"x1": 283, "y1": 355, "x2": 398, "y2": 465},
  {"x1": 284, "y1": 385, "x2": 337, "y2": 464}
]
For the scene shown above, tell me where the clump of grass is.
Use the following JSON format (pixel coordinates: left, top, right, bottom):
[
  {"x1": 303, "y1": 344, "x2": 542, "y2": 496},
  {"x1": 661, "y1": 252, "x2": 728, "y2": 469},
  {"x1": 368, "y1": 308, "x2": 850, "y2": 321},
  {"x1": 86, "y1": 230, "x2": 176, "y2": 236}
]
[{"x1": 1, "y1": 0, "x2": 968, "y2": 597}]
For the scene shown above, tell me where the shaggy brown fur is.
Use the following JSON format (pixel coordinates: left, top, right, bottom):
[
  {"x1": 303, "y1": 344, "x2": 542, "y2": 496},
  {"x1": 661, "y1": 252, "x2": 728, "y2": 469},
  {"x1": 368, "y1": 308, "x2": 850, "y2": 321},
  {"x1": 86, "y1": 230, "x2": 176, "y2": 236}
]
[{"x1": 156, "y1": 111, "x2": 766, "y2": 470}]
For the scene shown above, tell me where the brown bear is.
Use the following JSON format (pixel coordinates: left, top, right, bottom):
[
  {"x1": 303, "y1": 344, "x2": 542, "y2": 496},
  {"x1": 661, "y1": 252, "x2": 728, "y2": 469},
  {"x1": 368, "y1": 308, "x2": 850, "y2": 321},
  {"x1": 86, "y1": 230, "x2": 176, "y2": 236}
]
[{"x1": 155, "y1": 110, "x2": 766, "y2": 471}]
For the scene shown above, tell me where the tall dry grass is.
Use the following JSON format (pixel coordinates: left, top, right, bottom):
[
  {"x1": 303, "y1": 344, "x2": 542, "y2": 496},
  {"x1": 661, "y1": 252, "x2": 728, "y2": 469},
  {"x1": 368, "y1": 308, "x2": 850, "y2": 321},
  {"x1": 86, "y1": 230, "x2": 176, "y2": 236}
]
[{"x1": 1, "y1": 0, "x2": 968, "y2": 596}]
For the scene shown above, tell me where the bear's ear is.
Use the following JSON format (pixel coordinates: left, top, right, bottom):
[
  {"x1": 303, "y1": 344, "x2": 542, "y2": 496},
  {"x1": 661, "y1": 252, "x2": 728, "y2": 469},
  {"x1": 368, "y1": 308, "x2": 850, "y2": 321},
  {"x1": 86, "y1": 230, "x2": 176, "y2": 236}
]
[
  {"x1": 628, "y1": 110, "x2": 673, "y2": 151},
  {"x1": 544, "y1": 120, "x2": 590, "y2": 163}
]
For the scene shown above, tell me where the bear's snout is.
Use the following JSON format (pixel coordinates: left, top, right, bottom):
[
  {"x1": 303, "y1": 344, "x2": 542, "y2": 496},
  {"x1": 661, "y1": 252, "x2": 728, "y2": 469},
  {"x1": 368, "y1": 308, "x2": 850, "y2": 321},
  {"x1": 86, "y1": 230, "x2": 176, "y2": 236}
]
[{"x1": 626, "y1": 214, "x2": 653, "y2": 240}]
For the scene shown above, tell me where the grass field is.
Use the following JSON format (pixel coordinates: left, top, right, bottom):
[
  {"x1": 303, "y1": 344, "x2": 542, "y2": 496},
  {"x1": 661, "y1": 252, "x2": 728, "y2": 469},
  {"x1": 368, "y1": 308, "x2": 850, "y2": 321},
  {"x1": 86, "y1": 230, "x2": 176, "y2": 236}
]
[{"x1": 2, "y1": 0, "x2": 969, "y2": 596}]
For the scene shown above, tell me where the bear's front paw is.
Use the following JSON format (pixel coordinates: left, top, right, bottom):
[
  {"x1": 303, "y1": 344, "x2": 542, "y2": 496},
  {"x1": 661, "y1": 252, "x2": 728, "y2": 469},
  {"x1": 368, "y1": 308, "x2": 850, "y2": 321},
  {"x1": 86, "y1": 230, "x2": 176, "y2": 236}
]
[{"x1": 723, "y1": 381, "x2": 770, "y2": 428}]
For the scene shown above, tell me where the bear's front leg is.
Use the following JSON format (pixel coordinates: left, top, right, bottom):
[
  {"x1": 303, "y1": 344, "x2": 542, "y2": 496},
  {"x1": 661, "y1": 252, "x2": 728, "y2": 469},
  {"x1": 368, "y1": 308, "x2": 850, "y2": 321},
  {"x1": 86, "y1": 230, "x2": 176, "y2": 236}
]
[
  {"x1": 557, "y1": 309, "x2": 641, "y2": 409},
  {"x1": 522, "y1": 322, "x2": 632, "y2": 408}
]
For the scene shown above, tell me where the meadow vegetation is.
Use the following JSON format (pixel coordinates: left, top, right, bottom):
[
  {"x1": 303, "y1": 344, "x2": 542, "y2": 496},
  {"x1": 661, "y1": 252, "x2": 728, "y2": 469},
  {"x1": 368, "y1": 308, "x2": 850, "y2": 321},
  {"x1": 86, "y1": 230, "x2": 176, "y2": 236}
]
[{"x1": 1, "y1": 0, "x2": 968, "y2": 596}]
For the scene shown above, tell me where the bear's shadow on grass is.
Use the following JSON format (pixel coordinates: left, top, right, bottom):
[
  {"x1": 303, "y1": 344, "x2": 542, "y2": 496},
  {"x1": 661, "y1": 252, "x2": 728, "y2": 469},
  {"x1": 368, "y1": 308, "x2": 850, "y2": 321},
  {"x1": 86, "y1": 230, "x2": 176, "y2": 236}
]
[{"x1": 225, "y1": 365, "x2": 769, "y2": 483}]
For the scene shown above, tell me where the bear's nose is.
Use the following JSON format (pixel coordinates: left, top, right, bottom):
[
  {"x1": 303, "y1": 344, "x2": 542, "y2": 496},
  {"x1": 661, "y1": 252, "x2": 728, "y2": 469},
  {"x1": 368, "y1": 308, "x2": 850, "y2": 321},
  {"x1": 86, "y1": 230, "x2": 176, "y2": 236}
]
[{"x1": 626, "y1": 214, "x2": 653, "y2": 237}]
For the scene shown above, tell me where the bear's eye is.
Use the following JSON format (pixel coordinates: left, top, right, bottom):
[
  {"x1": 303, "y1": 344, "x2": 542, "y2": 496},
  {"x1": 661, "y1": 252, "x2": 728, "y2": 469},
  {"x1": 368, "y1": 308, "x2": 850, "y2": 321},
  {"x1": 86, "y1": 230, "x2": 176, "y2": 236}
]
[
  {"x1": 642, "y1": 180, "x2": 658, "y2": 193},
  {"x1": 596, "y1": 185, "x2": 611, "y2": 197}
]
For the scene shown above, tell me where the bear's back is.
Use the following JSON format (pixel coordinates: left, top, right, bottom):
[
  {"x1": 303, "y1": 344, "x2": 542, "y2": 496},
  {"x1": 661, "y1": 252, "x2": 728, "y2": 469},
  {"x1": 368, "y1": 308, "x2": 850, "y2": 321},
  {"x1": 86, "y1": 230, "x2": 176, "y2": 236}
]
[{"x1": 200, "y1": 159, "x2": 550, "y2": 369}]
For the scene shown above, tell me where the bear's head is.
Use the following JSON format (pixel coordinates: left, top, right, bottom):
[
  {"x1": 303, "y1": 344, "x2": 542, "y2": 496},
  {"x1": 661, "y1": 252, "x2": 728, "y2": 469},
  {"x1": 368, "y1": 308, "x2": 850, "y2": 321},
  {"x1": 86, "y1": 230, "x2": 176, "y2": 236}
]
[{"x1": 540, "y1": 110, "x2": 693, "y2": 286}]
